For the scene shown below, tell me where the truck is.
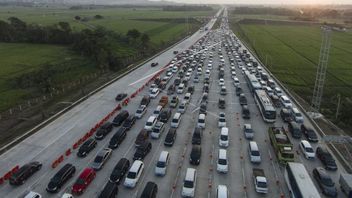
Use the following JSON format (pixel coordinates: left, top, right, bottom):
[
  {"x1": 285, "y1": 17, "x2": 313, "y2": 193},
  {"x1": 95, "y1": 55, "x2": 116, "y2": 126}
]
[
  {"x1": 158, "y1": 96, "x2": 168, "y2": 107},
  {"x1": 268, "y1": 127, "x2": 295, "y2": 164},
  {"x1": 253, "y1": 168, "x2": 268, "y2": 194},
  {"x1": 340, "y1": 173, "x2": 352, "y2": 197}
]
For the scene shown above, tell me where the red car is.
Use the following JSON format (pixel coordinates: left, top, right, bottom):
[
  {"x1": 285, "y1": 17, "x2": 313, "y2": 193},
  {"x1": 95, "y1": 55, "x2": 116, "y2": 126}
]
[{"x1": 72, "y1": 168, "x2": 96, "y2": 195}]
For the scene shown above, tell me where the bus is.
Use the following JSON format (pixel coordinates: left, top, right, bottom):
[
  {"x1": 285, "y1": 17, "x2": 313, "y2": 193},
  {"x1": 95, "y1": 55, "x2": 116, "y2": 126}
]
[
  {"x1": 244, "y1": 71, "x2": 261, "y2": 94},
  {"x1": 254, "y1": 90, "x2": 276, "y2": 123},
  {"x1": 284, "y1": 162, "x2": 321, "y2": 198}
]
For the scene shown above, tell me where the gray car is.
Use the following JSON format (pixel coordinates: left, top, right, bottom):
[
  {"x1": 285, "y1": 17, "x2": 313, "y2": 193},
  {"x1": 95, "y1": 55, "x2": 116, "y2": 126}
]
[{"x1": 91, "y1": 148, "x2": 112, "y2": 171}]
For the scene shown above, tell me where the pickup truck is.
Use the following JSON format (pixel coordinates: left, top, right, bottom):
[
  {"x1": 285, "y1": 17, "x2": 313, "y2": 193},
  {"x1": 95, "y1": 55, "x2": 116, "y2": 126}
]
[
  {"x1": 253, "y1": 168, "x2": 268, "y2": 194},
  {"x1": 158, "y1": 96, "x2": 168, "y2": 107},
  {"x1": 340, "y1": 173, "x2": 352, "y2": 197}
]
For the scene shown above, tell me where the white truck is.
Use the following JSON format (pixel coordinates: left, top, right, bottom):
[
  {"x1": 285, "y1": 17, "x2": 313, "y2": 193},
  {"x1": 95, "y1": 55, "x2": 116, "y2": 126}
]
[
  {"x1": 253, "y1": 168, "x2": 268, "y2": 194},
  {"x1": 340, "y1": 173, "x2": 352, "y2": 197}
]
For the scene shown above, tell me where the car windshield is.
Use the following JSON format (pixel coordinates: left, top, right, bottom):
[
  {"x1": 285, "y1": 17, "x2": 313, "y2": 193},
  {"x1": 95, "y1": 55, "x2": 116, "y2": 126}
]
[
  {"x1": 153, "y1": 128, "x2": 160, "y2": 133},
  {"x1": 127, "y1": 172, "x2": 136, "y2": 179},
  {"x1": 257, "y1": 181, "x2": 267, "y2": 188},
  {"x1": 218, "y1": 159, "x2": 227, "y2": 165},
  {"x1": 295, "y1": 112, "x2": 302, "y2": 117},
  {"x1": 184, "y1": 180, "x2": 194, "y2": 188},
  {"x1": 76, "y1": 178, "x2": 85, "y2": 185},
  {"x1": 321, "y1": 176, "x2": 334, "y2": 186},
  {"x1": 251, "y1": 151, "x2": 260, "y2": 156},
  {"x1": 94, "y1": 156, "x2": 103, "y2": 162},
  {"x1": 154, "y1": 110, "x2": 160, "y2": 115},
  {"x1": 306, "y1": 147, "x2": 314, "y2": 153},
  {"x1": 172, "y1": 119, "x2": 178, "y2": 123},
  {"x1": 220, "y1": 135, "x2": 228, "y2": 141},
  {"x1": 219, "y1": 118, "x2": 226, "y2": 122},
  {"x1": 157, "y1": 161, "x2": 166, "y2": 168},
  {"x1": 136, "y1": 109, "x2": 142, "y2": 113},
  {"x1": 146, "y1": 122, "x2": 153, "y2": 126}
]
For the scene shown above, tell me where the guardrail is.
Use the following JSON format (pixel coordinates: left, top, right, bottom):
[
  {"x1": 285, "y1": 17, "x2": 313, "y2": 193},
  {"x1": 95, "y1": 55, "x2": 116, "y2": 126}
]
[{"x1": 233, "y1": 33, "x2": 352, "y2": 173}]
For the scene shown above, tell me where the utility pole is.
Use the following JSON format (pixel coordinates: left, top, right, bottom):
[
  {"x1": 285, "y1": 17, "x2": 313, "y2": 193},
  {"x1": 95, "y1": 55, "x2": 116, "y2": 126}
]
[{"x1": 335, "y1": 94, "x2": 341, "y2": 119}]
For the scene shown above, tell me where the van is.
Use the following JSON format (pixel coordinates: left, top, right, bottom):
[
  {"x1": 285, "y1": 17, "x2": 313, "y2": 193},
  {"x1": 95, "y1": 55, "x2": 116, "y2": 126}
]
[
  {"x1": 243, "y1": 124, "x2": 254, "y2": 139},
  {"x1": 46, "y1": 163, "x2": 76, "y2": 193},
  {"x1": 288, "y1": 121, "x2": 302, "y2": 139},
  {"x1": 98, "y1": 181, "x2": 118, "y2": 198},
  {"x1": 182, "y1": 168, "x2": 197, "y2": 197},
  {"x1": 141, "y1": 181, "x2": 158, "y2": 198},
  {"x1": 177, "y1": 83, "x2": 185, "y2": 94},
  {"x1": 192, "y1": 127, "x2": 202, "y2": 145},
  {"x1": 135, "y1": 129, "x2": 149, "y2": 147},
  {"x1": 197, "y1": 113, "x2": 206, "y2": 128},
  {"x1": 216, "y1": 185, "x2": 229, "y2": 198},
  {"x1": 242, "y1": 105, "x2": 250, "y2": 119},
  {"x1": 144, "y1": 116, "x2": 157, "y2": 131},
  {"x1": 155, "y1": 151, "x2": 170, "y2": 176},
  {"x1": 219, "y1": 127, "x2": 229, "y2": 148},
  {"x1": 217, "y1": 149, "x2": 228, "y2": 173},
  {"x1": 248, "y1": 141, "x2": 261, "y2": 164},
  {"x1": 171, "y1": 113, "x2": 182, "y2": 128},
  {"x1": 124, "y1": 160, "x2": 144, "y2": 188}
]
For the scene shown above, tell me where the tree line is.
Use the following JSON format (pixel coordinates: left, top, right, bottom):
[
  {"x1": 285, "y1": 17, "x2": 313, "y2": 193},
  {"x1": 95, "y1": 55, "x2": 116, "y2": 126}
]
[{"x1": 162, "y1": 5, "x2": 213, "y2": 11}]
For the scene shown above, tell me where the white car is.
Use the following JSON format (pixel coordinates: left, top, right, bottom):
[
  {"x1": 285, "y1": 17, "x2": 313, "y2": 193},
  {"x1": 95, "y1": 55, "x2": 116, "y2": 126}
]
[
  {"x1": 24, "y1": 191, "x2": 42, "y2": 198},
  {"x1": 219, "y1": 78, "x2": 225, "y2": 86},
  {"x1": 182, "y1": 168, "x2": 197, "y2": 197},
  {"x1": 300, "y1": 140, "x2": 315, "y2": 159},
  {"x1": 291, "y1": 107, "x2": 304, "y2": 123},
  {"x1": 264, "y1": 86, "x2": 274, "y2": 97},
  {"x1": 219, "y1": 127, "x2": 229, "y2": 148},
  {"x1": 124, "y1": 160, "x2": 144, "y2": 188},
  {"x1": 280, "y1": 95, "x2": 292, "y2": 109},
  {"x1": 184, "y1": 93, "x2": 192, "y2": 103},
  {"x1": 172, "y1": 66, "x2": 178, "y2": 73},
  {"x1": 231, "y1": 71, "x2": 236, "y2": 76},
  {"x1": 193, "y1": 76, "x2": 199, "y2": 83},
  {"x1": 149, "y1": 83, "x2": 157, "y2": 92},
  {"x1": 155, "y1": 151, "x2": 169, "y2": 176},
  {"x1": 233, "y1": 77, "x2": 240, "y2": 87},
  {"x1": 218, "y1": 112, "x2": 226, "y2": 127},
  {"x1": 149, "y1": 88, "x2": 160, "y2": 99},
  {"x1": 177, "y1": 101, "x2": 187, "y2": 114},
  {"x1": 61, "y1": 193, "x2": 73, "y2": 198},
  {"x1": 135, "y1": 105, "x2": 147, "y2": 119},
  {"x1": 217, "y1": 149, "x2": 228, "y2": 173}
]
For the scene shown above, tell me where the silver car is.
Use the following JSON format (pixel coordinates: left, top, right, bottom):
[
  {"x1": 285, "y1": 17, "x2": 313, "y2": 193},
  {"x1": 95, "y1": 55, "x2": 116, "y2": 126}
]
[{"x1": 91, "y1": 148, "x2": 112, "y2": 170}]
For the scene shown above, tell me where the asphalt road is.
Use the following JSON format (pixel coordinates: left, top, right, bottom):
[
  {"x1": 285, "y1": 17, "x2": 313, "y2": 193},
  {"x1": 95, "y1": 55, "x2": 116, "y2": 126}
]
[{"x1": 0, "y1": 8, "x2": 348, "y2": 198}]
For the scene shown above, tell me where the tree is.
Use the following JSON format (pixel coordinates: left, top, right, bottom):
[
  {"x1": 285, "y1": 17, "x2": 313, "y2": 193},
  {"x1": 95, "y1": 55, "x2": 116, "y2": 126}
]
[
  {"x1": 7, "y1": 17, "x2": 26, "y2": 31},
  {"x1": 94, "y1": 15, "x2": 103, "y2": 19},
  {"x1": 74, "y1": 16, "x2": 81, "y2": 21},
  {"x1": 126, "y1": 29, "x2": 141, "y2": 40},
  {"x1": 140, "y1": 33, "x2": 150, "y2": 47}
]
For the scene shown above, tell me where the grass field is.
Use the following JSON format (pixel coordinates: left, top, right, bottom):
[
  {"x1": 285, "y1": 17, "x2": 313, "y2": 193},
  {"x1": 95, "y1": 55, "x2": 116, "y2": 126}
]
[{"x1": 230, "y1": 19, "x2": 352, "y2": 114}]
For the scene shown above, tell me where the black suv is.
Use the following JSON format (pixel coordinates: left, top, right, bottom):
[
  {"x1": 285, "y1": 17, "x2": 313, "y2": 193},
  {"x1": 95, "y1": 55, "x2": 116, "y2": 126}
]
[
  {"x1": 288, "y1": 121, "x2": 302, "y2": 139},
  {"x1": 122, "y1": 115, "x2": 136, "y2": 130},
  {"x1": 140, "y1": 95, "x2": 151, "y2": 106},
  {"x1": 133, "y1": 141, "x2": 152, "y2": 160},
  {"x1": 200, "y1": 103, "x2": 207, "y2": 115},
  {"x1": 46, "y1": 163, "x2": 76, "y2": 193},
  {"x1": 164, "y1": 128, "x2": 177, "y2": 146},
  {"x1": 218, "y1": 98, "x2": 225, "y2": 109},
  {"x1": 109, "y1": 158, "x2": 130, "y2": 184},
  {"x1": 112, "y1": 110, "x2": 129, "y2": 126},
  {"x1": 241, "y1": 105, "x2": 250, "y2": 119},
  {"x1": 98, "y1": 181, "x2": 118, "y2": 198},
  {"x1": 95, "y1": 122, "x2": 114, "y2": 140},
  {"x1": 141, "y1": 181, "x2": 158, "y2": 198},
  {"x1": 159, "y1": 109, "x2": 172, "y2": 123},
  {"x1": 77, "y1": 138, "x2": 97, "y2": 157},
  {"x1": 236, "y1": 86, "x2": 243, "y2": 96},
  {"x1": 10, "y1": 161, "x2": 42, "y2": 185},
  {"x1": 316, "y1": 147, "x2": 338, "y2": 171},
  {"x1": 301, "y1": 124, "x2": 318, "y2": 143},
  {"x1": 192, "y1": 127, "x2": 202, "y2": 145},
  {"x1": 189, "y1": 145, "x2": 201, "y2": 165},
  {"x1": 108, "y1": 128, "x2": 127, "y2": 149},
  {"x1": 239, "y1": 94, "x2": 247, "y2": 105}
]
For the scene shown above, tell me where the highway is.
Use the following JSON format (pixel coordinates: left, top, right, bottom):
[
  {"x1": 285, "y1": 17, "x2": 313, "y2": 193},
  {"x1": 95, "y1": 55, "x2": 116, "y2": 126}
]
[{"x1": 0, "y1": 7, "x2": 349, "y2": 198}]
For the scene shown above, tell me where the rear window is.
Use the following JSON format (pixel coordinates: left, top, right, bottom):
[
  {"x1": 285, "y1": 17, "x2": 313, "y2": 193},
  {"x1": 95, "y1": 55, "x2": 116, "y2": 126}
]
[{"x1": 251, "y1": 150, "x2": 260, "y2": 156}]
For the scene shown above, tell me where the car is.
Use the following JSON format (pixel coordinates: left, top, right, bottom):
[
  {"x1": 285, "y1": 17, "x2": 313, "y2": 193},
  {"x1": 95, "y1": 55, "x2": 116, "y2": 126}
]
[
  {"x1": 243, "y1": 124, "x2": 254, "y2": 139},
  {"x1": 151, "y1": 122, "x2": 165, "y2": 139},
  {"x1": 178, "y1": 101, "x2": 187, "y2": 114},
  {"x1": 218, "y1": 112, "x2": 226, "y2": 127},
  {"x1": 290, "y1": 107, "x2": 304, "y2": 123},
  {"x1": 239, "y1": 94, "x2": 247, "y2": 105},
  {"x1": 108, "y1": 127, "x2": 127, "y2": 149},
  {"x1": 153, "y1": 105, "x2": 163, "y2": 119},
  {"x1": 280, "y1": 108, "x2": 292, "y2": 122},
  {"x1": 115, "y1": 93, "x2": 127, "y2": 101},
  {"x1": 200, "y1": 103, "x2": 207, "y2": 114},
  {"x1": 217, "y1": 149, "x2": 228, "y2": 173},
  {"x1": 133, "y1": 141, "x2": 152, "y2": 160},
  {"x1": 135, "y1": 105, "x2": 147, "y2": 119},
  {"x1": 219, "y1": 78, "x2": 225, "y2": 86},
  {"x1": 24, "y1": 191, "x2": 42, "y2": 198},
  {"x1": 274, "y1": 87, "x2": 283, "y2": 97},
  {"x1": 112, "y1": 110, "x2": 129, "y2": 127},
  {"x1": 220, "y1": 86, "x2": 227, "y2": 95},
  {"x1": 216, "y1": 185, "x2": 229, "y2": 198},
  {"x1": 10, "y1": 161, "x2": 42, "y2": 185},
  {"x1": 77, "y1": 138, "x2": 97, "y2": 157},
  {"x1": 241, "y1": 105, "x2": 250, "y2": 119},
  {"x1": 170, "y1": 96, "x2": 179, "y2": 108},
  {"x1": 280, "y1": 95, "x2": 292, "y2": 109},
  {"x1": 150, "y1": 88, "x2": 160, "y2": 98},
  {"x1": 91, "y1": 148, "x2": 112, "y2": 170},
  {"x1": 173, "y1": 50, "x2": 178, "y2": 54},
  {"x1": 155, "y1": 151, "x2": 170, "y2": 176},
  {"x1": 164, "y1": 128, "x2": 177, "y2": 146},
  {"x1": 72, "y1": 168, "x2": 96, "y2": 195},
  {"x1": 122, "y1": 115, "x2": 136, "y2": 130},
  {"x1": 135, "y1": 129, "x2": 149, "y2": 147},
  {"x1": 151, "y1": 62, "x2": 158, "y2": 67},
  {"x1": 187, "y1": 86, "x2": 195, "y2": 94},
  {"x1": 184, "y1": 92, "x2": 192, "y2": 103},
  {"x1": 288, "y1": 121, "x2": 302, "y2": 139},
  {"x1": 109, "y1": 158, "x2": 130, "y2": 184},
  {"x1": 235, "y1": 86, "x2": 243, "y2": 96},
  {"x1": 158, "y1": 96, "x2": 169, "y2": 107},
  {"x1": 61, "y1": 193, "x2": 73, "y2": 198},
  {"x1": 201, "y1": 93, "x2": 208, "y2": 103},
  {"x1": 218, "y1": 98, "x2": 225, "y2": 109},
  {"x1": 124, "y1": 160, "x2": 144, "y2": 188},
  {"x1": 219, "y1": 127, "x2": 229, "y2": 148},
  {"x1": 141, "y1": 181, "x2": 158, "y2": 198},
  {"x1": 190, "y1": 145, "x2": 201, "y2": 165},
  {"x1": 312, "y1": 167, "x2": 337, "y2": 197},
  {"x1": 159, "y1": 109, "x2": 172, "y2": 123},
  {"x1": 299, "y1": 140, "x2": 315, "y2": 159},
  {"x1": 95, "y1": 122, "x2": 114, "y2": 140},
  {"x1": 301, "y1": 124, "x2": 318, "y2": 143},
  {"x1": 167, "y1": 84, "x2": 176, "y2": 95},
  {"x1": 144, "y1": 116, "x2": 157, "y2": 131},
  {"x1": 193, "y1": 75, "x2": 199, "y2": 83},
  {"x1": 98, "y1": 181, "x2": 118, "y2": 198},
  {"x1": 46, "y1": 163, "x2": 76, "y2": 193},
  {"x1": 140, "y1": 95, "x2": 151, "y2": 106},
  {"x1": 182, "y1": 168, "x2": 197, "y2": 197},
  {"x1": 316, "y1": 147, "x2": 338, "y2": 171},
  {"x1": 233, "y1": 77, "x2": 240, "y2": 87}
]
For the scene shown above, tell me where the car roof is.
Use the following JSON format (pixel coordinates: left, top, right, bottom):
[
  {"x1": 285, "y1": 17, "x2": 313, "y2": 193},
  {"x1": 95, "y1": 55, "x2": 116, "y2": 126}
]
[
  {"x1": 80, "y1": 168, "x2": 94, "y2": 178},
  {"x1": 301, "y1": 140, "x2": 311, "y2": 147}
]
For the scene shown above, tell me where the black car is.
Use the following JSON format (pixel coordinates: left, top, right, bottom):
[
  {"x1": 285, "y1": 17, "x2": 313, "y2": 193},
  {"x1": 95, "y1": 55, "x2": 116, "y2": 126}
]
[
  {"x1": 192, "y1": 127, "x2": 202, "y2": 145},
  {"x1": 316, "y1": 147, "x2": 338, "y2": 171},
  {"x1": 187, "y1": 86, "x2": 195, "y2": 94},
  {"x1": 239, "y1": 94, "x2": 247, "y2": 105},
  {"x1": 122, "y1": 115, "x2": 136, "y2": 130},
  {"x1": 190, "y1": 145, "x2": 201, "y2": 165},
  {"x1": 133, "y1": 141, "x2": 152, "y2": 160},
  {"x1": 164, "y1": 128, "x2": 177, "y2": 146},
  {"x1": 218, "y1": 98, "x2": 225, "y2": 109},
  {"x1": 10, "y1": 161, "x2": 42, "y2": 185},
  {"x1": 141, "y1": 181, "x2": 158, "y2": 198},
  {"x1": 167, "y1": 85, "x2": 175, "y2": 95},
  {"x1": 95, "y1": 122, "x2": 114, "y2": 140},
  {"x1": 288, "y1": 121, "x2": 302, "y2": 139},
  {"x1": 140, "y1": 95, "x2": 151, "y2": 106},
  {"x1": 280, "y1": 108, "x2": 292, "y2": 122},
  {"x1": 159, "y1": 109, "x2": 172, "y2": 123},
  {"x1": 115, "y1": 93, "x2": 127, "y2": 101},
  {"x1": 200, "y1": 103, "x2": 207, "y2": 115},
  {"x1": 174, "y1": 78, "x2": 181, "y2": 86},
  {"x1": 301, "y1": 124, "x2": 318, "y2": 143},
  {"x1": 236, "y1": 86, "x2": 243, "y2": 96},
  {"x1": 241, "y1": 105, "x2": 250, "y2": 119},
  {"x1": 98, "y1": 181, "x2": 118, "y2": 198},
  {"x1": 112, "y1": 110, "x2": 129, "y2": 126},
  {"x1": 313, "y1": 167, "x2": 337, "y2": 197},
  {"x1": 151, "y1": 62, "x2": 158, "y2": 67},
  {"x1": 108, "y1": 128, "x2": 127, "y2": 149},
  {"x1": 77, "y1": 138, "x2": 97, "y2": 157},
  {"x1": 46, "y1": 163, "x2": 76, "y2": 193},
  {"x1": 173, "y1": 50, "x2": 178, "y2": 54},
  {"x1": 109, "y1": 158, "x2": 130, "y2": 184}
]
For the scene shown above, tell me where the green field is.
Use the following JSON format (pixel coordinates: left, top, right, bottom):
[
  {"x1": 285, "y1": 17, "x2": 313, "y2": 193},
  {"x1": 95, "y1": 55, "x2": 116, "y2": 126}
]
[{"x1": 231, "y1": 20, "x2": 352, "y2": 113}]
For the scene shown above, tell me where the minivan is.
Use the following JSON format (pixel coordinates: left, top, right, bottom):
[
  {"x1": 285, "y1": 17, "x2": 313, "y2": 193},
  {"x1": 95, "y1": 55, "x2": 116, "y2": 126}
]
[
  {"x1": 124, "y1": 160, "x2": 144, "y2": 188},
  {"x1": 109, "y1": 158, "x2": 130, "y2": 184},
  {"x1": 10, "y1": 161, "x2": 42, "y2": 186},
  {"x1": 216, "y1": 185, "x2": 229, "y2": 198},
  {"x1": 98, "y1": 181, "x2": 118, "y2": 198},
  {"x1": 177, "y1": 83, "x2": 185, "y2": 94},
  {"x1": 182, "y1": 168, "x2": 197, "y2": 197},
  {"x1": 219, "y1": 127, "x2": 229, "y2": 148},
  {"x1": 217, "y1": 149, "x2": 228, "y2": 173},
  {"x1": 155, "y1": 151, "x2": 170, "y2": 176},
  {"x1": 141, "y1": 182, "x2": 158, "y2": 198},
  {"x1": 171, "y1": 113, "x2": 182, "y2": 128},
  {"x1": 46, "y1": 163, "x2": 76, "y2": 193},
  {"x1": 109, "y1": 128, "x2": 127, "y2": 149},
  {"x1": 144, "y1": 116, "x2": 157, "y2": 131},
  {"x1": 249, "y1": 141, "x2": 261, "y2": 164},
  {"x1": 197, "y1": 113, "x2": 206, "y2": 128},
  {"x1": 288, "y1": 121, "x2": 302, "y2": 139}
]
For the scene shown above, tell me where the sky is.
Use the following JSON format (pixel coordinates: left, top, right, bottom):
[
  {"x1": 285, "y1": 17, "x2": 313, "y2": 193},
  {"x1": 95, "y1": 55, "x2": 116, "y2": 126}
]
[{"x1": 168, "y1": 0, "x2": 352, "y2": 5}]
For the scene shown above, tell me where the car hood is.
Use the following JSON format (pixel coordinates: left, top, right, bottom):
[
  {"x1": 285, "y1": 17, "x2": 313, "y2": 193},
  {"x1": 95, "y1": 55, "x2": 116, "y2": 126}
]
[
  {"x1": 182, "y1": 186, "x2": 194, "y2": 196},
  {"x1": 72, "y1": 183, "x2": 85, "y2": 192},
  {"x1": 47, "y1": 181, "x2": 58, "y2": 191},
  {"x1": 91, "y1": 162, "x2": 102, "y2": 169}
]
